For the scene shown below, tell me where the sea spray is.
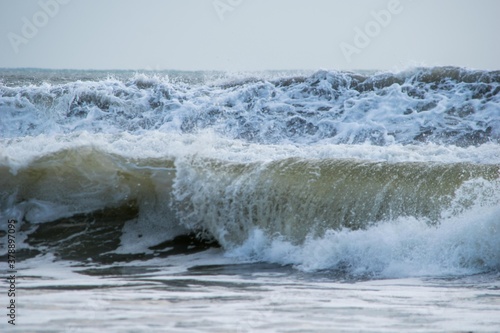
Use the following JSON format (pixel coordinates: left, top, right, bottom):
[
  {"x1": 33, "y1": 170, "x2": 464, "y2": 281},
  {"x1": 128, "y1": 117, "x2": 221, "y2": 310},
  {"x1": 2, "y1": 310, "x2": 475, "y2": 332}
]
[{"x1": 1, "y1": 67, "x2": 499, "y2": 276}]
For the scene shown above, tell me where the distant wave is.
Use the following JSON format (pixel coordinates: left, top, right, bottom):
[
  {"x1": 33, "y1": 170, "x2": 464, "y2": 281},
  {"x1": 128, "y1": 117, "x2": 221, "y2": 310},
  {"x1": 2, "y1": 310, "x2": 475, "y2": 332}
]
[{"x1": 1, "y1": 66, "x2": 499, "y2": 146}]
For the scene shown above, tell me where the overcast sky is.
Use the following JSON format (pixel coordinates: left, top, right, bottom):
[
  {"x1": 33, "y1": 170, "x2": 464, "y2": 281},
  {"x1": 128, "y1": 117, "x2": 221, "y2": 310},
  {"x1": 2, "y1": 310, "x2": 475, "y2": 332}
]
[{"x1": 1, "y1": 0, "x2": 499, "y2": 71}]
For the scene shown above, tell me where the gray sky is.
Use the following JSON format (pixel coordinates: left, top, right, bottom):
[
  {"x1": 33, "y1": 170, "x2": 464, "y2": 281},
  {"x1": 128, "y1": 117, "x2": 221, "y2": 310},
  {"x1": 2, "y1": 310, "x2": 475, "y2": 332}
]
[{"x1": 1, "y1": 0, "x2": 499, "y2": 71}]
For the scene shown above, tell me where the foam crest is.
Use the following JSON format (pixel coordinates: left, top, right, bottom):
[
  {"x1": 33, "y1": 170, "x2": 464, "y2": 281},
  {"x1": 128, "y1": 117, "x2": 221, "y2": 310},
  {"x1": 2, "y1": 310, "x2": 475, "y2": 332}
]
[
  {"x1": 1, "y1": 67, "x2": 499, "y2": 146},
  {"x1": 227, "y1": 188, "x2": 500, "y2": 277},
  {"x1": 173, "y1": 156, "x2": 499, "y2": 247}
]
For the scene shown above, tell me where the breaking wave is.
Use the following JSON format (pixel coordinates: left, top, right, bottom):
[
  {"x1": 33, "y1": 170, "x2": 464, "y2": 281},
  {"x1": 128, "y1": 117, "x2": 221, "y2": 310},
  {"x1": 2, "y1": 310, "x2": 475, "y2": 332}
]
[{"x1": 1, "y1": 67, "x2": 499, "y2": 277}]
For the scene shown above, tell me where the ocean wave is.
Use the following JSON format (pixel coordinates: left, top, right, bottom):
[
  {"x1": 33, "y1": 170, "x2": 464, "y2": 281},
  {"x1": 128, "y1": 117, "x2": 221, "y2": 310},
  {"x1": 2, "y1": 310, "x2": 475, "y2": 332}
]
[
  {"x1": 1, "y1": 67, "x2": 499, "y2": 278},
  {"x1": 228, "y1": 202, "x2": 500, "y2": 278},
  {"x1": 1, "y1": 144, "x2": 498, "y2": 274},
  {"x1": 1, "y1": 67, "x2": 499, "y2": 146}
]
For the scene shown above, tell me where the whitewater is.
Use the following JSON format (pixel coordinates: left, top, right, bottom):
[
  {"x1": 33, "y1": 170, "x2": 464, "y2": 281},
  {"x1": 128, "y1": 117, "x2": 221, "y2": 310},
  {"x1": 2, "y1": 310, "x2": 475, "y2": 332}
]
[{"x1": 1, "y1": 67, "x2": 499, "y2": 332}]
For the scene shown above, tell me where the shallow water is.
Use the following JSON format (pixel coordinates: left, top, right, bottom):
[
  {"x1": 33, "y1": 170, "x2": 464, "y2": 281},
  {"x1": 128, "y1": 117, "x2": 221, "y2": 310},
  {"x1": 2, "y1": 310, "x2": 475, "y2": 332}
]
[{"x1": 11, "y1": 251, "x2": 500, "y2": 333}]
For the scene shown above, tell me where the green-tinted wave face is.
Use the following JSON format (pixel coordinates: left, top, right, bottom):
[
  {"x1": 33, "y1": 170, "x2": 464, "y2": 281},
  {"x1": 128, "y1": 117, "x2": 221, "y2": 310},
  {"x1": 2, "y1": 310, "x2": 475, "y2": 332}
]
[
  {"x1": 0, "y1": 146, "x2": 185, "y2": 260},
  {"x1": 3, "y1": 145, "x2": 498, "y2": 256},
  {"x1": 0, "y1": 147, "x2": 176, "y2": 222},
  {"x1": 173, "y1": 157, "x2": 500, "y2": 247}
]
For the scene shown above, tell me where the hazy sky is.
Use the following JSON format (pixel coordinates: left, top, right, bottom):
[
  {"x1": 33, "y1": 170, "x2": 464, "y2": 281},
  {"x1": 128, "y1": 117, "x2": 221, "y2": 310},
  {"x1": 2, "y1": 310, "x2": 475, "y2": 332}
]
[{"x1": 1, "y1": 0, "x2": 499, "y2": 71}]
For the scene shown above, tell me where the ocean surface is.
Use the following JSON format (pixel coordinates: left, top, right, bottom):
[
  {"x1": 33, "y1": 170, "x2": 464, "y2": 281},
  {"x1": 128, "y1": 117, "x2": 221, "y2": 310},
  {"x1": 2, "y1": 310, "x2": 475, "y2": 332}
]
[{"x1": 1, "y1": 67, "x2": 499, "y2": 332}]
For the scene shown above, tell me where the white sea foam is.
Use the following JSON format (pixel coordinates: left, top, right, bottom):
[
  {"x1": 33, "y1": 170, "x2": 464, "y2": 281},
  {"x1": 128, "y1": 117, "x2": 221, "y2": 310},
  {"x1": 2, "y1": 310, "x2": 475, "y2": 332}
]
[
  {"x1": 226, "y1": 193, "x2": 500, "y2": 277},
  {"x1": 2, "y1": 131, "x2": 500, "y2": 171},
  {"x1": 1, "y1": 68, "x2": 499, "y2": 145}
]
